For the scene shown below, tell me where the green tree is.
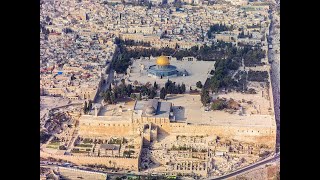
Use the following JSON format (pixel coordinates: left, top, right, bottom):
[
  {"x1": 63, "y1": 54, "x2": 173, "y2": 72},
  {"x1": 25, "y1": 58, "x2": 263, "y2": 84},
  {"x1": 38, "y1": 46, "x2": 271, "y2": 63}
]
[
  {"x1": 110, "y1": 93, "x2": 116, "y2": 104},
  {"x1": 88, "y1": 100, "x2": 93, "y2": 111},
  {"x1": 181, "y1": 83, "x2": 186, "y2": 93},
  {"x1": 177, "y1": 84, "x2": 182, "y2": 94},
  {"x1": 148, "y1": 89, "x2": 156, "y2": 99},
  {"x1": 130, "y1": 93, "x2": 136, "y2": 99},
  {"x1": 59, "y1": 145, "x2": 67, "y2": 150},
  {"x1": 45, "y1": 16, "x2": 50, "y2": 22},
  {"x1": 83, "y1": 101, "x2": 88, "y2": 114},
  {"x1": 165, "y1": 79, "x2": 171, "y2": 91},
  {"x1": 200, "y1": 90, "x2": 210, "y2": 106},
  {"x1": 127, "y1": 84, "x2": 133, "y2": 96},
  {"x1": 153, "y1": 81, "x2": 158, "y2": 90},
  {"x1": 40, "y1": 131, "x2": 50, "y2": 144},
  {"x1": 104, "y1": 90, "x2": 112, "y2": 104},
  {"x1": 160, "y1": 87, "x2": 166, "y2": 99},
  {"x1": 196, "y1": 81, "x2": 203, "y2": 88},
  {"x1": 121, "y1": 79, "x2": 125, "y2": 85},
  {"x1": 138, "y1": 92, "x2": 142, "y2": 100},
  {"x1": 211, "y1": 100, "x2": 226, "y2": 110}
]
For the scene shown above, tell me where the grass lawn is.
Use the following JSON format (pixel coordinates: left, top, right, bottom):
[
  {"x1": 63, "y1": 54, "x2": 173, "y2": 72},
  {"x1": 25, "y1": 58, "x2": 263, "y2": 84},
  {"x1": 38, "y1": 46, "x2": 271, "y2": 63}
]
[
  {"x1": 47, "y1": 145, "x2": 58, "y2": 149},
  {"x1": 48, "y1": 142, "x2": 60, "y2": 146},
  {"x1": 76, "y1": 144, "x2": 93, "y2": 148},
  {"x1": 71, "y1": 149, "x2": 89, "y2": 153}
]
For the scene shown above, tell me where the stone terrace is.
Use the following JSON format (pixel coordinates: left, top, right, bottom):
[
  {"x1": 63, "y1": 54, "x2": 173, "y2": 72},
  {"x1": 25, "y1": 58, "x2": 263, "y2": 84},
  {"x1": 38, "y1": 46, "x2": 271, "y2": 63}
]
[
  {"x1": 165, "y1": 94, "x2": 275, "y2": 128},
  {"x1": 128, "y1": 58, "x2": 215, "y2": 89}
]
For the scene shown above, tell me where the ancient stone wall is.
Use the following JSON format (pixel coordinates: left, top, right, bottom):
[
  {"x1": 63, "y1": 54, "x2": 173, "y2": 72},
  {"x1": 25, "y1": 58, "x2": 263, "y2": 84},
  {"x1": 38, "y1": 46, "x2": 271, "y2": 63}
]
[
  {"x1": 78, "y1": 117, "x2": 276, "y2": 149},
  {"x1": 158, "y1": 123, "x2": 276, "y2": 148},
  {"x1": 79, "y1": 122, "x2": 134, "y2": 137},
  {"x1": 40, "y1": 151, "x2": 139, "y2": 171},
  {"x1": 79, "y1": 121, "x2": 276, "y2": 148}
]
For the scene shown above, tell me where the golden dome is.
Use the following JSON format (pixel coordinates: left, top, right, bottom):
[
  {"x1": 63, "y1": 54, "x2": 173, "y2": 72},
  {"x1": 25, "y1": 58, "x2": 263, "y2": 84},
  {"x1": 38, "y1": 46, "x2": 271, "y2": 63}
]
[{"x1": 156, "y1": 55, "x2": 170, "y2": 66}]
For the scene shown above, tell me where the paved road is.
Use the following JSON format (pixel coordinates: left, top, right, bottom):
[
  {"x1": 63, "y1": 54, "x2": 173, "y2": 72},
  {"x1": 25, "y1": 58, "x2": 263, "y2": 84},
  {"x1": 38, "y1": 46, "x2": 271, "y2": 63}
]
[
  {"x1": 211, "y1": 154, "x2": 280, "y2": 180},
  {"x1": 41, "y1": 153, "x2": 280, "y2": 180},
  {"x1": 268, "y1": 2, "x2": 281, "y2": 153}
]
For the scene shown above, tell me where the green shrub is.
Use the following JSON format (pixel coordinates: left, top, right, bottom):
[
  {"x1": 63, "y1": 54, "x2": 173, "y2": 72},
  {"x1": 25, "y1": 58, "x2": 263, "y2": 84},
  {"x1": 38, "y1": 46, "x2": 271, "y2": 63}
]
[{"x1": 211, "y1": 99, "x2": 226, "y2": 110}]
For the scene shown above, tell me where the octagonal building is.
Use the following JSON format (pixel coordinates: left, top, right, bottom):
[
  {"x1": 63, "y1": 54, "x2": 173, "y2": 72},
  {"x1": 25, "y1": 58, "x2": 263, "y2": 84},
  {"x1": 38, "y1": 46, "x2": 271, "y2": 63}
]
[{"x1": 148, "y1": 55, "x2": 178, "y2": 78}]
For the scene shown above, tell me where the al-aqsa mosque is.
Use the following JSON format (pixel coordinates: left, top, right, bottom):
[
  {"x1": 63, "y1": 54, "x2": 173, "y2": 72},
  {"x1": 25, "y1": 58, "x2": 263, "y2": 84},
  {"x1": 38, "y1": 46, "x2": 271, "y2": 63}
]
[{"x1": 148, "y1": 55, "x2": 179, "y2": 78}]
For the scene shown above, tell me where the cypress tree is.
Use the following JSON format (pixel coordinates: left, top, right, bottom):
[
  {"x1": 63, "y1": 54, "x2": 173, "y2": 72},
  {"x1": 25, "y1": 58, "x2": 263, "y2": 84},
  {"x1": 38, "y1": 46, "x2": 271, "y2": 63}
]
[
  {"x1": 160, "y1": 87, "x2": 166, "y2": 99},
  {"x1": 83, "y1": 101, "x2": 88, "y2": 114}
]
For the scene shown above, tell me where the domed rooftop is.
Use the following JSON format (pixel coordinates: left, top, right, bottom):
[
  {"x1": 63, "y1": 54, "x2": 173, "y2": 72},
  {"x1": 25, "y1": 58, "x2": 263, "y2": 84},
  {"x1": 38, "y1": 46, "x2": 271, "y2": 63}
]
[
  {"x1": 145, "y1": 106, "x2": 156, "y2": 115},
  {"x1": 156, "y1": 55, "x2": 170, "y2": 66}
]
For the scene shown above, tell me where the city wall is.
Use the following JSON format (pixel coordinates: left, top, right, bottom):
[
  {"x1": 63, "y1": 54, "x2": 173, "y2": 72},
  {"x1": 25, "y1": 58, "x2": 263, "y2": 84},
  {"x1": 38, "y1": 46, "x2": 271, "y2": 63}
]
[
  {"x1": 79, "y1": 120, "x2": 276, "y2": 148},
  {"x1": 78, "y1": 115, "x2": 136, "y2": 137},
  {"x1": 40, "y1": 151, "x2": 139, "y2": 171},
  {"x1": 159, "y1": 123, "x2": 276, "y2": 148},
  {"x1": 79, "y1": 123, "x2": 134, "y2": 137}
]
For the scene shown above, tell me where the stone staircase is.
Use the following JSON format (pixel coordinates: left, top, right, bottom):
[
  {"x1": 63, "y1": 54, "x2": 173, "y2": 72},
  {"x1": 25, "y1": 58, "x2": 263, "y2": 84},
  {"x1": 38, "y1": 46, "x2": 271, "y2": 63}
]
[{"x1": 93, "y1": 144, "x2": 100, "y2": 156}]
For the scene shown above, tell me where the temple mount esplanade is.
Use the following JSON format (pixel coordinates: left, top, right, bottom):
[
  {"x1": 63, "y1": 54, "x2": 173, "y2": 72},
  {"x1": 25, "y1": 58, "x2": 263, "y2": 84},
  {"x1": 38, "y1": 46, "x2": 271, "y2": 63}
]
[{"x1": 148, "y1": 55, "x2": 179, "y2": 78}]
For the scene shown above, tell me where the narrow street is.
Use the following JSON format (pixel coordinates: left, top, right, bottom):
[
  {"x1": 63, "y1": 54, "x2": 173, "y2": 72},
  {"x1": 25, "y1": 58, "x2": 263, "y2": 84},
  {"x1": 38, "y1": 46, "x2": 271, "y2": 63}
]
[{"x1": 95, "y1": 68, "x2": 114, "y2": 104}]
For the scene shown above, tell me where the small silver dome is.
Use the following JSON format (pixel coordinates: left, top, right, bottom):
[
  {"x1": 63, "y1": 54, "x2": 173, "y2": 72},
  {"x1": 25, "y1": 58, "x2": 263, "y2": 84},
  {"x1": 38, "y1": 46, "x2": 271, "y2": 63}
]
[{"x1": 145, "y1": 106, "x2": 156, "y2": 115}]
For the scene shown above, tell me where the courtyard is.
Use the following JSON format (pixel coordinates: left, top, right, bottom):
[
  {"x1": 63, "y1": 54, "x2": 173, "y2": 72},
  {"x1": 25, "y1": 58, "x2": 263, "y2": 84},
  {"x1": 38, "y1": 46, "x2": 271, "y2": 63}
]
[
  {"x1": 164, "y1": 93, "x2": 275, "y2": 127},
  {"x1": 128, "y1": 58, "x2": 215, "y2": 90}
]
